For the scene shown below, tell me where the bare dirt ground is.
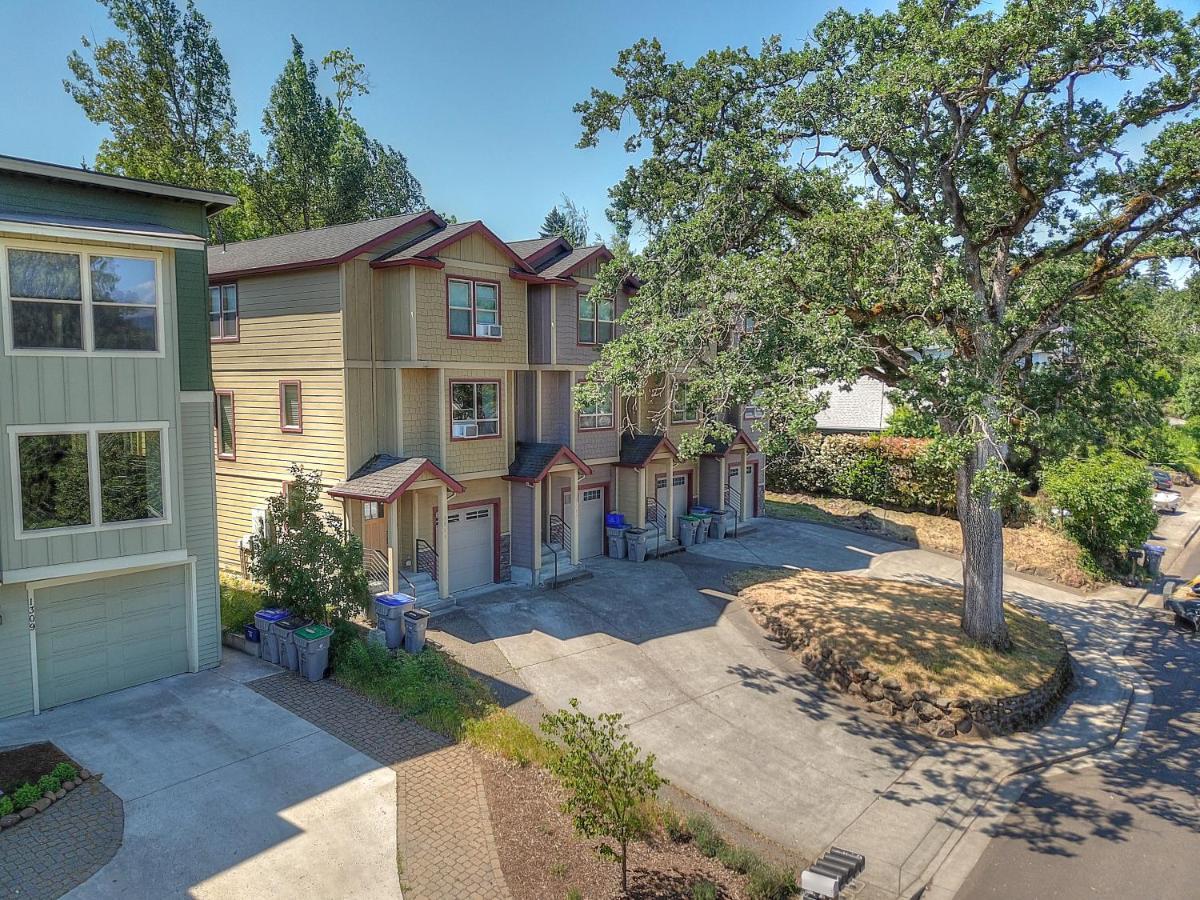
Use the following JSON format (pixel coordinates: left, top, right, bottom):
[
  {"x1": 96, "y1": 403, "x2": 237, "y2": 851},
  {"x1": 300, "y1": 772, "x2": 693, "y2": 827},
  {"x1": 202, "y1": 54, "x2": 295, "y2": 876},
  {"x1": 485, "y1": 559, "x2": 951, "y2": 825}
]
[
  {"x1": 478, "y1": 751, "x2": 751, "y2": 900},
  {"x1": 766, "y1": 491, "x2": 1101, "y2": 590}
]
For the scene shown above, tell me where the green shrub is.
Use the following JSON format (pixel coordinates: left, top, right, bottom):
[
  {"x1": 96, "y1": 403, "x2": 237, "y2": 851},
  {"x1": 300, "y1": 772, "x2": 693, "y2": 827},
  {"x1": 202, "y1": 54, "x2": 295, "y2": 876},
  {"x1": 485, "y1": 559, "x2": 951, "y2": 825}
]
[
  {"x1": 885, "y1": 403, "x2": 939, "y2": 438},
  {"x1": 1042, "y1": 452, "x2": 1158, "y2": 568},
  {"x1": 683, "y1": 813, "x2": 797, "y2": 900},
  {"x1": 36, "y1": 774, "x2": 60, "y2": 794},
  {"x1": 12, "y1": 783, "x2": 40, "y2": 810},
  {"x1": 51, "y1": 763, "x2": 78, "y2": 783},
  {"x1": 220, "y1": 574, "x2": 264, "y2": 634},
  {"x1": 0, "y1": 795, "x2": 13, "y2": 817},
  {"x1": 659, "y1": 804, "x2": 691, "y2": 843},
  {"x1": 691, "y1": 879, "x2": 718, "y2": 900}
]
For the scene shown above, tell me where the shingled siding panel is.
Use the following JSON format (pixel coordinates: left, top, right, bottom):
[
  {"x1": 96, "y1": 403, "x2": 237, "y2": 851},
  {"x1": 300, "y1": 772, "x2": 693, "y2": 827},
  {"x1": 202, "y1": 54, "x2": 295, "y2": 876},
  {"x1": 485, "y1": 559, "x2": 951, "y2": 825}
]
[{"x1": 176, "y1": 248, "x2": 212, "y2": 391}]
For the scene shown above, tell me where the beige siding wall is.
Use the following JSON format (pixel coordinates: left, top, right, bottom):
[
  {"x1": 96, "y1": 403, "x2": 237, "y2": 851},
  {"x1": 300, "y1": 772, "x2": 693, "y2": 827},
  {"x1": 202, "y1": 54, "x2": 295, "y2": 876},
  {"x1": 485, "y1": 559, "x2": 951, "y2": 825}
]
[
  {"x1": 615, "y1": 466, "x2": 644, "y2": 526},
  {"x1": 412, "y1": 258, "x2": 527, "y2": 366},
  {"x1": 372, "y1": 266, "x2": 411, "y2": 362},
  {"x1": 345, "y1": 366, "x2": 377, "y2": 474},
  {"x1": 399, "y1": 368, "x2": 441, "y2": 461},
  {"x1": 342, "y1": 258, "x2": 374, "y2": 363}
]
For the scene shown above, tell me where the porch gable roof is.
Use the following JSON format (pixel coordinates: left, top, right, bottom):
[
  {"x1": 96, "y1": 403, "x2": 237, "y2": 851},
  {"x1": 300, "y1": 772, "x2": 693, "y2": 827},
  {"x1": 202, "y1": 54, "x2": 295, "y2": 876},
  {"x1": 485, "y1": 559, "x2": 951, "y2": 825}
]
[
  {"x1": 328, "y1": 454, "x2": 465, "y2": 503},
  {"x1": 701, "y1": 428, "x2": 760, "y2": 457},
  {"x1": 617, "y1": 433, "x2": 680, "y2": 468},
  {"x1": 504, "y1": 442, "x2": 593, "y2": 483}
]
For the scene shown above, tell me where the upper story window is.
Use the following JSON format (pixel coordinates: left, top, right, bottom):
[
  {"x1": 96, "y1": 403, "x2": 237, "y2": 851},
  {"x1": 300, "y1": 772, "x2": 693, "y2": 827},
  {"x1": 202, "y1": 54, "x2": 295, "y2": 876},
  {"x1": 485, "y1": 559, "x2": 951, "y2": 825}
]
[
  {"x1": 447, "y1": 277, "x2": 501, "y2": 339},
  {"x1": 671, "y1": 389, "x2": 700, "y2": 424},
  {"x1": 579, "y1": 389, "x2": 615, "y2": 431},
  {"x1": 451, "y1": 380, "x2": 500, "y2": 439},
  {"x1": 577, "y1": 292, "x2": 614, "y2": 345},
  {"x1": 279, "y1": 381, "x2": 302, "y2": 433},
  {"x1": 215, "y1": 390, "x2": 236, "y2": 459},
  {"x1": 2, "y1": 242, "x2": 162, "y2": 355},
  {"x1": 210, "y1": 283, "x2": 238, "y2": 341},
  {"x1": 12, "y1": 424, "x2": 167, "y2": 536}
]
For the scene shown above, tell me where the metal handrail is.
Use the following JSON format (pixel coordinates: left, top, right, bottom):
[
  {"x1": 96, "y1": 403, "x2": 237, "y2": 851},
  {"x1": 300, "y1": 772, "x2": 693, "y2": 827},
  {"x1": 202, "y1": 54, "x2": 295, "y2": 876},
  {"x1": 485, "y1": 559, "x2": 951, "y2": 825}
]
[
  {"x1": 541, "y1": 538, "x2": 562, "y2": 588},
  {"x1": 548, "y1": 513, "x2": 572, "y2": 552},
  {"x1": 643, "y1": 496, "x2": 666, "y2": 557},
  {"x1": 363, "y1": 547, "x2": 418, "y2": 595},
  {"x1": 725, "y1": 485, "x2": 742, "y2": 539},
  {"x1": 415, "y1": 538, "x2": 438, "y2": 583}
]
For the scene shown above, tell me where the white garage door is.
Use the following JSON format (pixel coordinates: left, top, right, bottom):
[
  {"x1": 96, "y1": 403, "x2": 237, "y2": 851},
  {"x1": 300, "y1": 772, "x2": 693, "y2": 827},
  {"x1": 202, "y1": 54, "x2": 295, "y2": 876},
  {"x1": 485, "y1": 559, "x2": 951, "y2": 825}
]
[
  {"x1": 564, "y1": 487, "x2": 605, "y2": 558},
  {"x1": 445, "y1": 506, "x2": 494, "y2": 593},
  {"x1": 656, "y1": 474, "x2": 689, "y2": 518},
  {"x1": 35, "y1": 567, "x2": 190, "y2": 710}
]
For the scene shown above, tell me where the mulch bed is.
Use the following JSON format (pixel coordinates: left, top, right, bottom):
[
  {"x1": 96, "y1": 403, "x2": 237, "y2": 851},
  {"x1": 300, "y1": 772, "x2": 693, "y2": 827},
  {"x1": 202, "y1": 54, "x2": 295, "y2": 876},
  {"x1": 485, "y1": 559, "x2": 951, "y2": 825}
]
[
  {"x1": 0, "y1": 742, "x2": 76, "y2": 795},
  {"x1": 478, "y1": 752, "x2": 749, "y2": 899}
]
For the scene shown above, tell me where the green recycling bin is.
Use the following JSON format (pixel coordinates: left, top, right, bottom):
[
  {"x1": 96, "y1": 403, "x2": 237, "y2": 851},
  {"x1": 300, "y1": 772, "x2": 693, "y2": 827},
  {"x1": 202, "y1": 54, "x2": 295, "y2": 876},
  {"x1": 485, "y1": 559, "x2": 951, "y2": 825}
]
[{"x1": 293, "y1": 623, "x2": 334, "y2": 682}]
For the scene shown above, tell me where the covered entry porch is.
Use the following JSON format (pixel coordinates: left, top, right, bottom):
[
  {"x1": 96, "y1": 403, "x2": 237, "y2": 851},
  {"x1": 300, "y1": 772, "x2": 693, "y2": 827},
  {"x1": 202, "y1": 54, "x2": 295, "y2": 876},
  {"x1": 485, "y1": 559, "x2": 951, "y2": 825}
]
[
  {"x1": 329, "y1": 455, "x2": 465, "y2": 602},
  {"x1": 698, "y1": 428, "x2": 762, "y2": 527},
  {"x1": 506, "y1": 442, "x2": 594, "y2": 585}
]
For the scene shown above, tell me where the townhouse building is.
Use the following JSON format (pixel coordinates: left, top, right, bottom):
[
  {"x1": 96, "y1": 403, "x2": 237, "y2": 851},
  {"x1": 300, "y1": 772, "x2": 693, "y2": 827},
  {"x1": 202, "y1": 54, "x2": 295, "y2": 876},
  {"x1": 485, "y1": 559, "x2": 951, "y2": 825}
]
[
  {"x1": 207, "y1": 213, "x2": 764, "y2": 609},
  {"x1": 0, "y1": 155, "x2": 234, "y2": 717}
]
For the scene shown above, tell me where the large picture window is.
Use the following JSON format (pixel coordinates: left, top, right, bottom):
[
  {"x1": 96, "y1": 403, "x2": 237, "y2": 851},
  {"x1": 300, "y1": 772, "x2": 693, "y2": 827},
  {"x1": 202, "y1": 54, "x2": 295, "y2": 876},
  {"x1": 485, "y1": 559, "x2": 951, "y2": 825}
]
[
  {"x1": 12, "y1": 424, "x2": 168, "y2": 535},
  {"x1": 577, "y1": 292, "x2": 615, "y2": 345},
  {"x1": 210, "y1": 283, "x2": 238, "y2": 341},
  {"x1": 451, "y1": 381, "x2": 500, "y2": 439},
  {"x1": 2, "y1": 242, "x2": 162, "y2": 354},
  {"x1": 447, "y1": 277, "x2": 501, "y2": 339}
]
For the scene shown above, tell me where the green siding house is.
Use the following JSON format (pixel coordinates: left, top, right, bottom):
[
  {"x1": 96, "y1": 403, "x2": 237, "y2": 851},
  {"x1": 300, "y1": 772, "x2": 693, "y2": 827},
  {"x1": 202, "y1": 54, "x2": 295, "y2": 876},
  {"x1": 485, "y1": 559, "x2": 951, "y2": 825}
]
[{"x1": 0, "y1": 155, "x2": 235, "y2": 717}]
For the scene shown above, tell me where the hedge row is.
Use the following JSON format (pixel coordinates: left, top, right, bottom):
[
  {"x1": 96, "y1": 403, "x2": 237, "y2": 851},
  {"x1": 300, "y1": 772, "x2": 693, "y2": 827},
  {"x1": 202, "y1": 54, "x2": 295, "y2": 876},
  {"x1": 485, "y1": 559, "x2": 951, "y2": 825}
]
[{"x1": 766, "y1": 434, "x2": 957, "y2": 512}]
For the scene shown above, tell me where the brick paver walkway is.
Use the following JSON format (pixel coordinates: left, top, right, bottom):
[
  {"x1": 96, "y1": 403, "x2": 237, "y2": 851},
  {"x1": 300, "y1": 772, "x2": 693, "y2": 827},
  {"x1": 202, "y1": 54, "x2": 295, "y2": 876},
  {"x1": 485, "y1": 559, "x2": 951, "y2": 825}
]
[
  {"x1": 251, "y1": 673, "x2": 510, "y2": 900},
  {"x1": 0, "y1": 780, "x2": 123, "y2": 900}
]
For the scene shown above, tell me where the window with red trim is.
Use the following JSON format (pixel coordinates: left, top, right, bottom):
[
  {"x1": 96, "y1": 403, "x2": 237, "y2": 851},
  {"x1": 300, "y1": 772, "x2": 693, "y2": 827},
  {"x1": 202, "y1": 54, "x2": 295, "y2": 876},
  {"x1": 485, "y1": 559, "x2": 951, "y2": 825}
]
[
  {"x1": 578, "y1": 388, "x2": 614, "y2": 430},
  {"x1": 447, "y1": 278, "x2": 500, "y2": 338},
  {"x1": 577, "y1": 292, "x2": 614, "y2": 344},
  {"x1": 279, "y1": 381, "x2": 302, "y2": 432},
  {"x1": 451, "y1": 381, "x2": 500, "y2": 438}
]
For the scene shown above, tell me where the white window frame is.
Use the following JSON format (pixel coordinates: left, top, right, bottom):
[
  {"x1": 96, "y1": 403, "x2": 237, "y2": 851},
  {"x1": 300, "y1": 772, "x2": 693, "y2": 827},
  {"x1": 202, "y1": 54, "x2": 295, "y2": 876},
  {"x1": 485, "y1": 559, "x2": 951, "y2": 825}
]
[
  {"x1": 0, "y1": 238, "x2": 166, "y2": 358},
  {"x1": 8, "y1": 420, "x2": 172, "y2": 539},
  {"x1": 671, "y1": 391, "x2": 700, "y2": 424},
  {"x1": 450, "y1": 380, "x2": 501, "y2": 440},
  {"x1": 578, "y1": 388, "x2": 615, "y2": 431},
  {"x1": 210, "y1": 283, "x2": 238, "y2": 342}
]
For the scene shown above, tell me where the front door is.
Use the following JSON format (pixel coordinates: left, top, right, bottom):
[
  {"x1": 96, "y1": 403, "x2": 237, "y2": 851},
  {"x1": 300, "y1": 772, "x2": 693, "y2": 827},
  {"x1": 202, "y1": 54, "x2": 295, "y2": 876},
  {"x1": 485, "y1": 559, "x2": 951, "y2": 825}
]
[{"x1": 362, "y1": 501, "x2": 388, "y2": 550}]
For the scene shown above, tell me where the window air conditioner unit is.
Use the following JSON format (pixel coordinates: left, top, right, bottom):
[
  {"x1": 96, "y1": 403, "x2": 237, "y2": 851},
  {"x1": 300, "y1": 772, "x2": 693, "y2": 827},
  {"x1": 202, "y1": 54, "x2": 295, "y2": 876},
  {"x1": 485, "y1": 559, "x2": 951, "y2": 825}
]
[
  {"x1": 476, "y1": 323, "x2": 503, "y2": 338},
  {"x1": 453, "y1": 421, "x2": 479, "y2": 438}
]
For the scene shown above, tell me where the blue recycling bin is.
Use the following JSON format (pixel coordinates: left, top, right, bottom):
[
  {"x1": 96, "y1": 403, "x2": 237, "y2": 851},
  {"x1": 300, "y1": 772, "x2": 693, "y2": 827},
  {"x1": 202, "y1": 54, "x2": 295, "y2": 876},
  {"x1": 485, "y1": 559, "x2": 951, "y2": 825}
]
[
  {"x1": 605, "y1": 511, "x2": 626, "y2": 528},
  {"x1": 374, "y1": 593, "x2": 416, "y2": 650},
  {"x1": 253, "y1": 608, "x2": 289, "y2": 665}
]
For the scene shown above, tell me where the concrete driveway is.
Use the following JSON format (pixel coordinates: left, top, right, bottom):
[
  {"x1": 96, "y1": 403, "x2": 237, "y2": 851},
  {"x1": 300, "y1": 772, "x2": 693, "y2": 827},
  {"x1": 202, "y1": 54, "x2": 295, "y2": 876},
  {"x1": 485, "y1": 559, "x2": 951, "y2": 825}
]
[{"x1": 0, "y1": 651, "x2": 399, "y2": 899}]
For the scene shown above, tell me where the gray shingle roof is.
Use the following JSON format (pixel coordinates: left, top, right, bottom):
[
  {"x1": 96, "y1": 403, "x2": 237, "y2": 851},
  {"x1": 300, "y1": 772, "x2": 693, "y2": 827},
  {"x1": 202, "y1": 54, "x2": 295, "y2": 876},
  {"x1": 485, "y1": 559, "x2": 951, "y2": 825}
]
[
  {"x1": 507, "y1": 237, "x2": 562, "y2": 260},
  {"x1": 373, "y1": 220, "x2": 478, "y2": 263},
  {"x1": 207, "y1": 211, "x2": 436, "y2": 277},
  {"x1": 619, "y1": 433, "x2": 677, "y2": 467},
  {"x1": 329, "y1": 454, "x2": 462, "y2": 502},
  {"x1": 537, "y1": 245, "x2": 609, "y2": 279},
  {"x1": 507, "y1": 442, "x2": 592, "y2": 481}
]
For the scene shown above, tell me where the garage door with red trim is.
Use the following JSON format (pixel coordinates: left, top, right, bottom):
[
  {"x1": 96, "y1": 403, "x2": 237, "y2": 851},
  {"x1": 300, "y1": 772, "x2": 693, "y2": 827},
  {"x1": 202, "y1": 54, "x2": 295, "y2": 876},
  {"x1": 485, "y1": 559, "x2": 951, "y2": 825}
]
[{"x1": 445, "y1": 506, "x2": 495, "y2": 593}]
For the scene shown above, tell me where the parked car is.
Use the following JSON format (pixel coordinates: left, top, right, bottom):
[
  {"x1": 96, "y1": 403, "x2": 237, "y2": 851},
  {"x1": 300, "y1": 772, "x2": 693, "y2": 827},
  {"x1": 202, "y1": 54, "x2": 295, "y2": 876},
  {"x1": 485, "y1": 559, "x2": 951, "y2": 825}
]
[
  {"x1": 1186, "y1": 574, "x2": 1200, "y2": 597},
  {"x1": 1150, "y1": 469, "x2": 1174, "y2": 490},
  {"x1": 1153, "y1": 489, "x2": 1182, "y2": 513}
]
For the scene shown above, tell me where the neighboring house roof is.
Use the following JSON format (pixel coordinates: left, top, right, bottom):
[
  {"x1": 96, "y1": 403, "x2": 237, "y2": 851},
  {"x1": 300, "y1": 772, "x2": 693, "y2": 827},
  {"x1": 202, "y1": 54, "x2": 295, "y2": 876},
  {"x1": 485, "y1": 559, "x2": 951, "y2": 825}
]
[
  {"x1": 814, "y1": 377, "x2": 894, "y2": 433},
  {"x1": 507, "y1": 236, "x2": 562, "y2": 262},
  {"x1": 208, "y1": 210, "x2": 444, "y2": 279},
  {"x1": 702, "y1": 428, "x2": 760, "y2": 457},
  {"x1": 0, "y1": 208, "x2": 207, "y2": 248},
  {"x1": 0, "y1": 153, "x2": 237, "y2": 214},
  {"x1": 505, "y1": 442, "x2": 593, "y2": 482},
  {"x1": 618, "y1": 433, "x2": 680, "y2": 468},
  {"x1": 536, "y1": 244, "x2": 613, "y2": 280},
  {"x1": 372, "y1": 220, "x2": 537, "y2": 273},
  {"x1": 328, "y1": 454, "x2": 464, "y2": 503}
]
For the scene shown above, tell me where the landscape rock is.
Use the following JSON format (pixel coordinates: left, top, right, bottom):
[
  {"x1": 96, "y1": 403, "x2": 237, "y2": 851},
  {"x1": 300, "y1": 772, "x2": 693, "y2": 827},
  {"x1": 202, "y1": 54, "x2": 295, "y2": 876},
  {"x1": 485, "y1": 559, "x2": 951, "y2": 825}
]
[
  {"x1": 43, "y1": 791, "x2": 55, "y2": 801},
  {"x1": 914, "y1": 701, "x2": 943, "y2": 721},
  {"x1": 862, "y1": 681, "x2": 886, "y2": 702},
  {"x1": 903, "y1": 708, "x2": 922, "y2": 726},
  {"x1": 79, "y1": 769, "x2": 92, "y2": 780},
  {"x1": 64, "y1": 780, "x2": 75, "y2": 791},
  {"x1": 868, "y1": 699, "x2": 896, "y2": 717},
  {"x1": 930, "y1": 719, "x2": 958, "y2": 738},
  {"x1": 881, "y1": 676, "x2": 901, "y2": 691},
  {"x1": 955, "y1": 716, "x2": 974, "y2": 735},
  {"x1": 1, "y1": 814, "x2": 19, "y2": 828},
  {"x1": 847, "y1": 682, "x2": 862, "y2": 696},
  {"x1": 19, "y1": 808, "x2": 35, "y2": 820},
  {"x1": 32, "y1": 798, "x2": 50, "y2": 812},
  {"x1": 54, "y1": 789, "x2": 66, "y2": 800}
]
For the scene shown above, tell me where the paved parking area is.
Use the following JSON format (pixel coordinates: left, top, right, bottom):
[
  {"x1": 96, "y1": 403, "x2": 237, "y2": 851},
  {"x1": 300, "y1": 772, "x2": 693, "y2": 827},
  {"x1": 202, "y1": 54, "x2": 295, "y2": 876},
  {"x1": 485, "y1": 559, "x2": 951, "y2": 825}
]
[{"x1": 0, "y1": 651, "x2": 399, "y2": 900}]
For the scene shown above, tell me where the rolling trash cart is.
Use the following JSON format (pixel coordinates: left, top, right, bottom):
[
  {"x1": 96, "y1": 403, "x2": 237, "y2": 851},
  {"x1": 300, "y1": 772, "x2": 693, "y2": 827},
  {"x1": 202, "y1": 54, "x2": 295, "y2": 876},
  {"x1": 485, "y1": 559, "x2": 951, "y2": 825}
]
[
  {"x1": 374, "y1": 593, "x2": 416, "y2": 650},
  {"x1": 273, "y1": 616, "x2": 306, "y2": 671},
  {"x1": 625, "y1": 527, "x2": 649, "y2": 562},
  {"x1": 253, "y1": 608, "x2": 289, "y2": 665},
  {"x1": 404, "y1": 608, "x2": 431, "y2": 654},
  {"x1": 293, "y1": 624, "x2": 334, "y2": 682},
  {"x1": 606, "y1": 523, "x2": 629, "y2": 559}
]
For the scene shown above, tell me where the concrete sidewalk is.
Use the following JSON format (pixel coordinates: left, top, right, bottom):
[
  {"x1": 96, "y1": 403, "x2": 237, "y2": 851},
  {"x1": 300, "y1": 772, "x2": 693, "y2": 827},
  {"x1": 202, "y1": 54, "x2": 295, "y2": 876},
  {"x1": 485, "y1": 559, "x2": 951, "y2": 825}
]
[{"x1": 448, "y1": 518, "x2": 1146, "y2": 900}]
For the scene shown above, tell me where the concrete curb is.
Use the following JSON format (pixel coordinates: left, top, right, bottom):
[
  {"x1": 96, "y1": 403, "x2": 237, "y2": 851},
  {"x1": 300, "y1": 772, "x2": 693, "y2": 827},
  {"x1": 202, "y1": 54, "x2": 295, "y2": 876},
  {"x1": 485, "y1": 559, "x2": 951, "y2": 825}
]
[{"x1": 907, "y1": 606, "x2": 1153, "y2": 900}]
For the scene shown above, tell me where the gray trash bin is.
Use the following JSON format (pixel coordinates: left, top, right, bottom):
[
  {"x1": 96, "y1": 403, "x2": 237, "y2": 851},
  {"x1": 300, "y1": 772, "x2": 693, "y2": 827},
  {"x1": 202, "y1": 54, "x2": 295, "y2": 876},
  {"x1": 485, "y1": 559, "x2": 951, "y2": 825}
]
[
  {"x1": 374, "y1": 593, "x2": 415, "y2": 650},
  {"x1": 676, "y1": 515, "x2": 696, "y2": 547},
  {"x1": 709, "y1": 509, "x2": 729, "y2": 540},
  {"x1": 625, "y1": 527, "x2": 649, "y2": 562},
  {"x1": 606, "y1": 525, "x2": 629, "y2": 559},
  {"x1": 1143, "y1": 544, "x2": 1166, "y2": 575},
  {"x1": 293, "y1": 623, "x2": 333, "y2": 682},
  {"x1": 254, "y1": 608, "x2": 289, "y2": 665},
  {"x1": 689, "y1": 508, "x2": 712, "y2": 544},
  {"x1": 404, "y1": 608, "x2": 430, "y2": 653},
  {"x1": 273, "y1": 617, "x2": 305, "y2": 671}
]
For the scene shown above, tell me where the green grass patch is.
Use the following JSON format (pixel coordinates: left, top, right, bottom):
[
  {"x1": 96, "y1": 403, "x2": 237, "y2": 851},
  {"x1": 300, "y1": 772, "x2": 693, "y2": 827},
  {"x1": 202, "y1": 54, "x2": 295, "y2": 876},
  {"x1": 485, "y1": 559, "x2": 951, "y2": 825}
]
[
  {"x1": 220, "y1": 574, "x2": 264, "y2": 634},
  {"x1": 764, "y1": 497, "x2": 838, "y2": 526},
  {"x1": 463, "y1": 709, "x2": 559, "y2": 768}
]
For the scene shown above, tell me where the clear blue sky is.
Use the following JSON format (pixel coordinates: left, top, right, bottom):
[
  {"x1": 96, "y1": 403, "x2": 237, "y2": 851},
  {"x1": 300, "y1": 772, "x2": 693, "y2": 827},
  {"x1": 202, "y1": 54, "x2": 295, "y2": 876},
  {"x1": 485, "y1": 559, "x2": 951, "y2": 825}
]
[{"x1": 1, "y1": 0, "x2": 1197, "y2": 244}]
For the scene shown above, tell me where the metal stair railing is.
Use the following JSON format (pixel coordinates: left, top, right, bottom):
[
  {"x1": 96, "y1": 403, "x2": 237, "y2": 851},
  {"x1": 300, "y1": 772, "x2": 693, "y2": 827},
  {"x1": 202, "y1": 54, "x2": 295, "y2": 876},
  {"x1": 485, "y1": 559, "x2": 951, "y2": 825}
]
[
  {"x1": 415, "y1": 538, "x2": 438, "y2": 585},
  {"x1": 363, "y1": 547, "x2": 417, "y2": 596},
  {"x1": 549, "y1": 513, "x2": 572, "y2": 555},
  {"x1": 643, "y1": 496, "x2": 666, "y2": 557},
  {"x1": 725, "y1": 484, "x2": 743, "y2": 539}
]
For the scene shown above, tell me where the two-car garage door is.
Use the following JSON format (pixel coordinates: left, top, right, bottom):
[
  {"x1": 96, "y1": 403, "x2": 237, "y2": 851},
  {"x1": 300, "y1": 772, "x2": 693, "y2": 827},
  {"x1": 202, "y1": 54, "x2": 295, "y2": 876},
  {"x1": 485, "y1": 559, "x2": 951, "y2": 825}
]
[{"x1": 35, "y1": 567, "x2": 190, "y2": 711}]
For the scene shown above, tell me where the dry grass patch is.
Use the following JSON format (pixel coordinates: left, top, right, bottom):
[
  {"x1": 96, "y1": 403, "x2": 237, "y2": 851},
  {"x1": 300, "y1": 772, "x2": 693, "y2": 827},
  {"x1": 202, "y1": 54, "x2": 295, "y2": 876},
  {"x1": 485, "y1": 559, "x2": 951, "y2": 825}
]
[
  {"x1": 766, "y1": 491, "x2": 1100, "y2": 590},
  {"x1": 736, "y1": 568, "x2": 1063, "y2": 698}
]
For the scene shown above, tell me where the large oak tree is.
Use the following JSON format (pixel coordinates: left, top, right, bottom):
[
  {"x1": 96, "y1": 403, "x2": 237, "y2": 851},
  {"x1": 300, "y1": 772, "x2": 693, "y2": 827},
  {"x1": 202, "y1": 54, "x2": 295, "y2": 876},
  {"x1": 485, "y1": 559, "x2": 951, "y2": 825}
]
[{"x1": 577, "y1": 0, "x2": 1200, "y2": 649}]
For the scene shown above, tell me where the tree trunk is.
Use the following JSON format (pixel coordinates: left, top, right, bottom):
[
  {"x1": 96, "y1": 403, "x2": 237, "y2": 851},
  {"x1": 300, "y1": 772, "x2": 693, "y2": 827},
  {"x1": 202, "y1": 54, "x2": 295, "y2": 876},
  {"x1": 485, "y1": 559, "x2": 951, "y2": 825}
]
[
  {"x1": 621, "y1": 839, "x2": 628, "y2": 893},
  {"x1": 956, "y1": 436, "x2": 1012, "y2": 652}
]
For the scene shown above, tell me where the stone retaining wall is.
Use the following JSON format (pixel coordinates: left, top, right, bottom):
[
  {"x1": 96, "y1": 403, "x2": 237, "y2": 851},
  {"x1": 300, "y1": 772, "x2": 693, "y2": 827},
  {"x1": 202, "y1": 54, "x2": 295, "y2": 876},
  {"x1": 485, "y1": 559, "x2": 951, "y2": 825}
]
[{"x1": 757, "y1": 611, "x2": 1074, "y2": 739}]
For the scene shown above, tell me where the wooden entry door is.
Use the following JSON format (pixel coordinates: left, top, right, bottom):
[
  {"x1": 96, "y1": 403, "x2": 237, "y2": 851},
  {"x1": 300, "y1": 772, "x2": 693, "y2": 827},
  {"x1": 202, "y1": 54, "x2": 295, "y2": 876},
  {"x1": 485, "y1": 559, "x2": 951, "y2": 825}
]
[{"x1": 362, "y1": 501, "x2": 388, "y2": 551}]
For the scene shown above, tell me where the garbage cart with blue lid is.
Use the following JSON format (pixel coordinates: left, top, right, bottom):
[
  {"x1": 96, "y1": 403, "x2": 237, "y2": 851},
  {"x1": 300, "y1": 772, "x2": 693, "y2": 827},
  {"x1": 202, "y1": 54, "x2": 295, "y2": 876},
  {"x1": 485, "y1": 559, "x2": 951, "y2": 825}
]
[
  {"x1": 273, "y1": 616, "x2": 306, "y2": 671},
  {"x1": 254, "y1": 608, "x2": 289, "y2": 665},
  {"x1": 403, "y1": 608, "x2": 431, "y2": 653},
  {"x1": 374, "y1": 593, "x2": 416, "y2": 650},
  {"x1": 293, "y1": 623, "x2": 334, "y2": 682}
]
